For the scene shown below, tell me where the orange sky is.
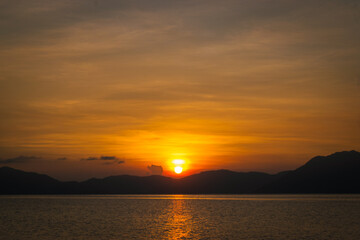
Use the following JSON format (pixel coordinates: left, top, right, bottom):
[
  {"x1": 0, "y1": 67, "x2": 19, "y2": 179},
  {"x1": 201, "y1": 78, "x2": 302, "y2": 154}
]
[{"x1": 0, "y1": 0, "x2": 359, "y2": 180}]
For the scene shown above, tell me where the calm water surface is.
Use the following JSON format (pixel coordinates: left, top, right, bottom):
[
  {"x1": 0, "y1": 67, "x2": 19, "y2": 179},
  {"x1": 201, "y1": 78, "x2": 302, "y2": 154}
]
[{"x1": 0, "y1": 195, "x2": 359, "y2": 240}]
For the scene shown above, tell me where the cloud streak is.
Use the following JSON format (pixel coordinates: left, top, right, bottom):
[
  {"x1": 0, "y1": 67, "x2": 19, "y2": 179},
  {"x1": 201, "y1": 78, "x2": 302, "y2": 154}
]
[
  {"x1": 0, "y1": 156, "x2": 40, "y2": 164},
  {"x1": 81, "y1": 156, "x2": 125, "y2": 165}
]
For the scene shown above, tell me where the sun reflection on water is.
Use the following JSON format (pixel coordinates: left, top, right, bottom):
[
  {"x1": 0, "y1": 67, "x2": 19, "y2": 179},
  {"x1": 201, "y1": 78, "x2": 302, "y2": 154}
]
[{"x1": 164, "y1": 197, "x2": 193, "y2": 239}]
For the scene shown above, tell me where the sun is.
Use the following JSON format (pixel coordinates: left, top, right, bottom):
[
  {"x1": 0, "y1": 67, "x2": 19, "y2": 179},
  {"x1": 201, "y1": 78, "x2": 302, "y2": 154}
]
[
  {"x1": 174, "y1": 166, "x2": 183, "y2": 174},
  {"x1": 172, "y1": 159, "x2": 185, "y2": 174}
]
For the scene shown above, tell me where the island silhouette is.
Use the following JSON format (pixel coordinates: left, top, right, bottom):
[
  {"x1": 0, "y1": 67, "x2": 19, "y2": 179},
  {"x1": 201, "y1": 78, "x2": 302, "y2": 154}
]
[{"x1": 1, "y1": 150, "x2": 359, "y2": 194}]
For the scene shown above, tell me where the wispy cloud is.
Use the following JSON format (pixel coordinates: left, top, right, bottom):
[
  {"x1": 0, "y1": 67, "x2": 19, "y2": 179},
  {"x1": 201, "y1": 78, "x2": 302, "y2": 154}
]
[
  {"x1": 0, "y1": 156, "x2": 41, "y2": 164},
  {"x1": 100, "y1": 156, "x2": 117, "y2": 160},
  {"x1": 81, "y1": 156, "x2": 125, "y2": 165},
  {"x1": 82, "y1": 157, "x2": 99, "y2": 161}
]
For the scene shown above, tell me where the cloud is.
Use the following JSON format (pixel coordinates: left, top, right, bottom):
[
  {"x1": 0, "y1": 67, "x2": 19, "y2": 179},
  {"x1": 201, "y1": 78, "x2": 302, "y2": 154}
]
[
  {"x1": 0, "y1": 156, "x2": 40, "y2": 164},
  {"x1": 100, "y1": 156, "x2": 125, "y2": 165},
  {"x1": 147, "y1": 165, "x2": 163, "y2": 175},
  {"x1": 100, "y1": 156, "x2": 117, "y2": 160},
  {"x1": 57, "y1": 157, "x2": 67, "y2": 160},
  {"x1": 82, "y1": 157, "x2": 99, "y2": 161},
  {"x1": 102, "y1": 160, "x2": 125, "y2": 165},
  {"x1": 81, "y1": 156, "x2": 125, "y2": 165}
]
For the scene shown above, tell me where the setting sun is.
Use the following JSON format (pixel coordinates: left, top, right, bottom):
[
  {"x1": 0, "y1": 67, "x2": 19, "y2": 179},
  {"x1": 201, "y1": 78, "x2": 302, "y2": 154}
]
[
  {"x1": 172, "y1": 159, "x2": 186, "y2": 174},
  {"x1": 174, "y1": 166, "x2": 183, "y2": 174}
]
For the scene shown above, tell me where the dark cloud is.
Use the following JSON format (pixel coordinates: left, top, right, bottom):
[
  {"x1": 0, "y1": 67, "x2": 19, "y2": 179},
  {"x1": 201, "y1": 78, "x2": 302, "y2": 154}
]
[
  {"x1": 102, "y1": 160, "x2": 125, "y2": 165},
  {"x1": 101, "y1": 156, "x2": 125, "y2": 165},
  {"x1": 0, "y1": 156, "x2": 40, "y2": 164},
  {"x1": 57, "y1": 157, "x2": 67, "y2": 160},
  {"x1": 82, "y1": 157, "x2": 99, "y2": 161},
  {"x1": 82, "y1": 156, "x2": 125, "y2": 165},
  {"x1": 147, "y1": 165, "x2": 163, "y2": 175},
  {"x1": 100, "y1": 156, "x2": 117, "y2": 160}
]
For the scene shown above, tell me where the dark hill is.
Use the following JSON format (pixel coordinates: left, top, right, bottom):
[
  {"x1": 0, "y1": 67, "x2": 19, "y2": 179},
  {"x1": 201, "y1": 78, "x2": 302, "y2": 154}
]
[
  {"x1": 0, "y1": 150, "x2": 359, "y2": 194},
  {"x1": 178, "y1": 170, "x2": 274, "y2": 194},
  {"x1": 259, "y1": 150, "x2": 360, "y2": 193},
  {"x1": 0, "y1": 166, "x2": 61, "y2": 194}
]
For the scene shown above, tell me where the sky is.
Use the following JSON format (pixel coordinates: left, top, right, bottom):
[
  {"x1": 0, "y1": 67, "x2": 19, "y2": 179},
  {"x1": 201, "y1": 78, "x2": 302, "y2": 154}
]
[{"x1": 0, "y1": 0, "x2": 359, "y2": 180}]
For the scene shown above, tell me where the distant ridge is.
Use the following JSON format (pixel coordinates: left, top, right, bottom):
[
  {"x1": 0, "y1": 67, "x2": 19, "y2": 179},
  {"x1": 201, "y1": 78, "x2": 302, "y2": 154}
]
[
  {"x1": 0, "y1": 150, "x2": 359, "y2": 194},
  {"x1": 0, "y1": 166, "x2": 61, "y2": 194},
  {"x1": 259, "y1": 150, "x2": 360, "y2": 193}
]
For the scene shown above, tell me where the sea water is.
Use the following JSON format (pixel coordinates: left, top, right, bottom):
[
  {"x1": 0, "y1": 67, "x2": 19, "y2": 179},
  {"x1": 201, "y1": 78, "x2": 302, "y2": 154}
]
[{"x1": 0, "y1": 195, "x2": 359, "y2": 240}]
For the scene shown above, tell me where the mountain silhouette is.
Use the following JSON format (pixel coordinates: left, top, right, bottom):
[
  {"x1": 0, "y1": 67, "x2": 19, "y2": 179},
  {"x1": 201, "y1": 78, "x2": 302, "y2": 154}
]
[
  {"x1": 259, "y1": 150, "x2": 360, "y2": 193},
  {"x1": 0, "y1": 150, "x2": 359, "y2": 194},
  {"x1": 0, "y1": 166, "x2": 61, "y2": 194},
  {"x1": 177, "y1": 170, "x2": 276, "y2": 194}
]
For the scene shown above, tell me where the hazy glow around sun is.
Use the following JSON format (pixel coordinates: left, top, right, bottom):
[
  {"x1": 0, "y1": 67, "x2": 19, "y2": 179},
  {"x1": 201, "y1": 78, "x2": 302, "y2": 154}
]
[{"x1": 173, "y1": 159, "x2": 185, "y2": 165}]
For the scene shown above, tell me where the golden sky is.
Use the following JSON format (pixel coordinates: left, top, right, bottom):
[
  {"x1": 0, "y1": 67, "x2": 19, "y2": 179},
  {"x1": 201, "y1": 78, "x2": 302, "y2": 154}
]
[{"x1": 0, "y1": 0, "x2": 359, "y2": 180}]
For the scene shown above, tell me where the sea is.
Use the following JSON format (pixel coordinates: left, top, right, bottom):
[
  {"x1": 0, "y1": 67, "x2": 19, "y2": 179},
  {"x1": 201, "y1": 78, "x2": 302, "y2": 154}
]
[{"x1": 0, "y1": 195, "x2": 359, "y2": 240}]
